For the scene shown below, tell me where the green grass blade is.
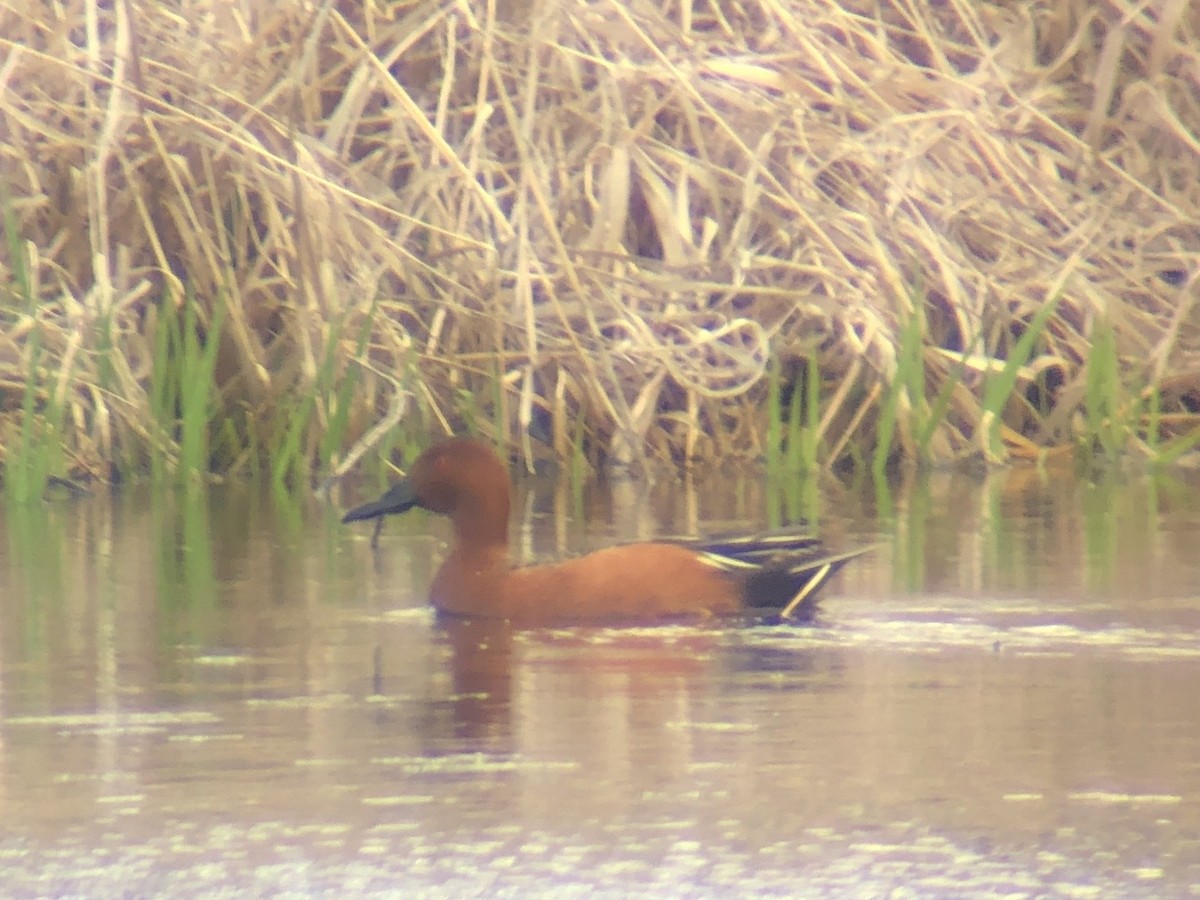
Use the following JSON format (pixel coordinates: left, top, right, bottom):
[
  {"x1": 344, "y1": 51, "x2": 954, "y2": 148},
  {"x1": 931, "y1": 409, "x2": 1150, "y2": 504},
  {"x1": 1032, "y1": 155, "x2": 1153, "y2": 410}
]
[
  {"x1": 981, "y1": 294, "x2": 1061, "y2": 459},
  {"x1": 766, "y1": 355, "x2": 782, "y2": 474}
]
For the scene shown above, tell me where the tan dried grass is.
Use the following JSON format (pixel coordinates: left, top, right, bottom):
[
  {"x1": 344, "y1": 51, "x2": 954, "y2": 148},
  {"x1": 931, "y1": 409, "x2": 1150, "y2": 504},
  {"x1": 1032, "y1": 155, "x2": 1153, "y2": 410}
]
[{"x1": 1, "y1": 0, "x2": 1198, "y2": 478}]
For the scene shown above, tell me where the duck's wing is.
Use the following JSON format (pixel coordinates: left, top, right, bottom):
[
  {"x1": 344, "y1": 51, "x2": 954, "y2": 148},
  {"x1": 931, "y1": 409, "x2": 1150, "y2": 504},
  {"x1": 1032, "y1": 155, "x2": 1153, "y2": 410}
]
[{"x1": 673, "y1": 529, "x2": 872, "y2": 622}]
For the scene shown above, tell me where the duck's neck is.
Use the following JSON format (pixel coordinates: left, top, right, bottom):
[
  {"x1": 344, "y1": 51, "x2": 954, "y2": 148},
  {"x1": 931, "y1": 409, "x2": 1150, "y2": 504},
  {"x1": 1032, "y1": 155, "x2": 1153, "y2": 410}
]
[{"x1": 450, "y1": 491, "x2": 510, "y2": 552}]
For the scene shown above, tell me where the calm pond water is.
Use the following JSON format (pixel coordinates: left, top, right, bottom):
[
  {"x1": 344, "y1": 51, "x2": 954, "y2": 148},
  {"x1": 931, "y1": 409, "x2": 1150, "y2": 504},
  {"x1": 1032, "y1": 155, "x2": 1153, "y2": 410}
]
[{"x1": 2, "y1": 465, "x2": 1200, "y2": 897}]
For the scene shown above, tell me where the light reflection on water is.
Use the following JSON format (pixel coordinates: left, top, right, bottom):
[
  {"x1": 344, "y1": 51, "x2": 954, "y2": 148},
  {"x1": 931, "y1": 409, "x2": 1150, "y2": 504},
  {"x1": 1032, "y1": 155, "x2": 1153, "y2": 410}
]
[{"x1": 1, "y1": 467, "x2": 1199, "y2": 896}]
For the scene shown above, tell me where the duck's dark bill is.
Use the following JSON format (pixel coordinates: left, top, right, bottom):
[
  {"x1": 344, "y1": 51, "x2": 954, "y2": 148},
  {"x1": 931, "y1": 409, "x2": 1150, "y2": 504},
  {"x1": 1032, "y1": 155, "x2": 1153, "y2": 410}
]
[{"x1": 342, "y1": 480, "x2": 420, "y2": 523}]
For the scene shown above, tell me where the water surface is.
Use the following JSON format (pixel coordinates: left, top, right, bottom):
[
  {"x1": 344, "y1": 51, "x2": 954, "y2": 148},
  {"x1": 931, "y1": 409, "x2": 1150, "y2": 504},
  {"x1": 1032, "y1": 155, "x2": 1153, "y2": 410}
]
[{"x1": 2, "y1": 467, "x2": 1199, "y2": 896}]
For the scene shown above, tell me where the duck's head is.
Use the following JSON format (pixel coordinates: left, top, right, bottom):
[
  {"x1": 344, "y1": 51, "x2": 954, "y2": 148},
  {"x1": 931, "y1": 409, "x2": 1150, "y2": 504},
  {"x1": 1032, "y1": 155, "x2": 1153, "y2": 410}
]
[{"x1": 343, "y1": 438, "x2": 511, "y2": 546}]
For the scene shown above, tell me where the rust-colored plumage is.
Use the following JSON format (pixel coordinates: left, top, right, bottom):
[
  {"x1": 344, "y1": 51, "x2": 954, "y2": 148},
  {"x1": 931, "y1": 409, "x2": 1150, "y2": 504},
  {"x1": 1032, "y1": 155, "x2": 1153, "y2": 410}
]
[{"x1": 343, "y1": 437, "x2": 866, "y2": 625}]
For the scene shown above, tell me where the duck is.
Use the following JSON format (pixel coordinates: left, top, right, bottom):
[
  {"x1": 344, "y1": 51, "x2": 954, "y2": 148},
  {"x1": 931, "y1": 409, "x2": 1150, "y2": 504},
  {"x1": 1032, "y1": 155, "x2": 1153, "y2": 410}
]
[{"x1": 342, "y1": 437, "x2": 866, "y2": 625}]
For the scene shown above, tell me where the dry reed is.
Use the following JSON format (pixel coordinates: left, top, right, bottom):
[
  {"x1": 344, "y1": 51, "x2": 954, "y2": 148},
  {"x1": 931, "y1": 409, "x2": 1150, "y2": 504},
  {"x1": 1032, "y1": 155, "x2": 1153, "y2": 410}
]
[{"x1": 2, "y1": 0, "x2": 1199, "y2": 480}]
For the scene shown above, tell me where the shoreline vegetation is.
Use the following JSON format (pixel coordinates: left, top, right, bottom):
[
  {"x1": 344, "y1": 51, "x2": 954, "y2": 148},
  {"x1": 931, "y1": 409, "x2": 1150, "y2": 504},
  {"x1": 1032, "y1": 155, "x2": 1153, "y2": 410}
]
[{"x1": 2, "y1": 1, "x2": 1199, "y2": 500}]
